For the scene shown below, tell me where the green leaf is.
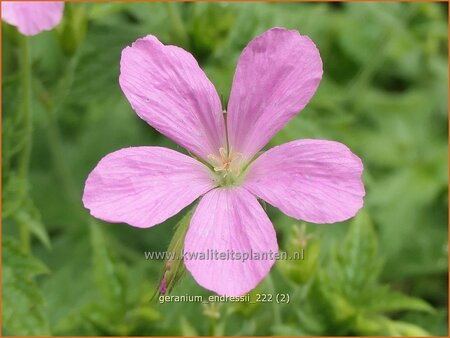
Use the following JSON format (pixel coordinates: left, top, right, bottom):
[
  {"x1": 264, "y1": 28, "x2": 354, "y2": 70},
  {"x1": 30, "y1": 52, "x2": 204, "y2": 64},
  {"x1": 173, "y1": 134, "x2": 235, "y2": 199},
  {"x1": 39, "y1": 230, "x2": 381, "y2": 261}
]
[
  {"x1": 303, "y1": 211, "x2": 436, "y2": 335},
  {"x1": 2, "y1": 174, "x2": 51, "y2": 249},
  {"x1": 365, "y1": 287, "x2": 434, "y2": 314},
  {"x1": 187, "y1": 2, "x2": 238, "y2": 61},
  {"x1": 90, "y1": 220, "x2": 125, "y2": 308},
  {"x1": 354, "y1": 314, "x2": 433, "y2": 336},
  {"x1": 2, "y1": 237, "x2": 50, "y2": 335},
  {"x1": 16, "y1": 209, "x2": 51, "y2": 250},
  {"x1": 127, "y1": 306, "x2": 161, "y2": 322},
  {"x1": 383, "y1": 319, "x2": 432, "y2": 336},
  {"x1": 331, "y1": 211, "x2": 382, "y2": 301}
]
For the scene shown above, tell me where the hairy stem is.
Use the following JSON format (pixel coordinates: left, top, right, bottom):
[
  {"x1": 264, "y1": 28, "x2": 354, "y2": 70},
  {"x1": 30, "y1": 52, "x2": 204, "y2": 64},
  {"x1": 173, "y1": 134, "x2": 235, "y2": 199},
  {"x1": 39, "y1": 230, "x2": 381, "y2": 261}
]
[
  {"x1": 18, "y1": 36, "x2": 33, "y2": 178},
  {"x1": 18, "y1": 36, "x2": 33, "y2": 253},
  {"x1": 35, "y1": 52, "x2": 82, "y2": 205}
]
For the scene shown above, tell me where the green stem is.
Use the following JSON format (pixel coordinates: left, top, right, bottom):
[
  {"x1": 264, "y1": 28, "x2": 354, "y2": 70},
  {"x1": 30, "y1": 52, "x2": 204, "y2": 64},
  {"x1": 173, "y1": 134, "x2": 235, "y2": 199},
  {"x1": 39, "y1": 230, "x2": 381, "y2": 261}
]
[
  {"x1": 18, "y1": 36, "x2": 33, "y2": 179},
  {"x1": 35, "y1": 52, "x2": 82, "y2": 205},
  {"x1": 19, "y1": 221, "x2": 30, "y2": 255},
  {"x1": 209, "y1": 317, "x2": 218, "y2": 336},
  {"x1": 266, "y1": 274, "x2": 282, "y2": 326},
  {"x1": 18, "y1": 35, "x2": 33, "y2": 253},
  {"x1": 45, "y1": 117, "x2": 79, "y2": 203}
]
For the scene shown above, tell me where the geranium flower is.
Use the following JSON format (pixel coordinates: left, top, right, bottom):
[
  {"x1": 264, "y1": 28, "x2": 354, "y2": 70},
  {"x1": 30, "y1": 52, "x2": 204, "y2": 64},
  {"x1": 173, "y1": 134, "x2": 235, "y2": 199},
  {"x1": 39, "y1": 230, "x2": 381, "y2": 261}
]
[
  {"x1": 83, "y1": 28, "x2": 365, "y2": 296},
  {"x1": 1, "y1": 1, "x2": 64, "y2": 36}
]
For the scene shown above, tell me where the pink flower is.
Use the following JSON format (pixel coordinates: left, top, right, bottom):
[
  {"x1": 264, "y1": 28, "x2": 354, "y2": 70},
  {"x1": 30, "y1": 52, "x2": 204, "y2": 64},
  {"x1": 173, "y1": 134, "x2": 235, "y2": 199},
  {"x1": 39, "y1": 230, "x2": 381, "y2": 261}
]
[
  {"x1": 83, "y1": 28, "x2": 365, "y2": 296},
  {"x1": 1, "y1": 1, "x2": 64, "y2": 36}
]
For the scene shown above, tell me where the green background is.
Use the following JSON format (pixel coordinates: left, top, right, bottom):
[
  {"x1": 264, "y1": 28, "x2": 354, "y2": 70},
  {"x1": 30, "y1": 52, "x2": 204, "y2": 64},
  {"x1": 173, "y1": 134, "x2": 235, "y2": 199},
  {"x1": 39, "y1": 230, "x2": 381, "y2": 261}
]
[{"x1": 2, "y1": 2, "x2": 448, "y2": 336}]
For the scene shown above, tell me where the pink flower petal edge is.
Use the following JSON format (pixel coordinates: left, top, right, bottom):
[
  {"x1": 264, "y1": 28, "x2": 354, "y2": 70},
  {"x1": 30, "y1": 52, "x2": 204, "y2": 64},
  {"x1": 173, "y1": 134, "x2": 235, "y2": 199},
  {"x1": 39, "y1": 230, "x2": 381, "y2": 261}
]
[
  {"x1": 244, "y1": 139, "x2": 365, "y2": 224},
  {"x1": 184, "y1": 187, "x2": 278, "y2": 296},
  {"x1": 1, "y1": 1, "x2": 64, "y2": 36},
  {"x1": 119, "y1": 35, "x2": 226, "y2": 161},
  {"x1": 82, "y1": 147, "x2": 215, "y2": 228},
  {"x1": 227, "y1": 27, "x2": 323, "y2": 161}
]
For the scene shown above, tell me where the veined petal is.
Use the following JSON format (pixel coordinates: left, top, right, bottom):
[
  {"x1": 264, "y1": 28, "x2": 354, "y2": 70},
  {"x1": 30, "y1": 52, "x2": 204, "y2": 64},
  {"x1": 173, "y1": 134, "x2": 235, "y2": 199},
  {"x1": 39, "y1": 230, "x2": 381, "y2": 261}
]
[
  {"x1": 119, "y1": 35, "x2": 226, "y2": 161},
  {"x1": 227, "y1": 27, "x2": 323, "y2": 161},
  {"x1": 184, "y1": 187, "x2": 278, "y2": 296},
  {"x1": 1, "y1": 1, "x2": 64, "y2": 36},
  {"x1": 83, "y1": 147, "x2": 215, "y2": 228},
  {"x1": 244, "y1": 139, "x2": 365, "y2": 224}
]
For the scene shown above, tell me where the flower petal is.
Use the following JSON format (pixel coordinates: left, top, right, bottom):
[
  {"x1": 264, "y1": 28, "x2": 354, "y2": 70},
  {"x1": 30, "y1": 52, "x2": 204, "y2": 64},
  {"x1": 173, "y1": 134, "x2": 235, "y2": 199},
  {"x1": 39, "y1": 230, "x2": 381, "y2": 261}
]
[
  {"x1": 1, "y1": 1, "x2": 64, "y2": 36},
  {"x1": 83, "y1": 147, "x2": 215, "y2": 228},
  {"x1": 227, "y1": 27, "x2": 323, "y2": 161},
  {"x1": 184, "y1": 187, "x2": 278, "y2": 296},
  {"x1": 244, "y1": 139, "x2": 365, "y2": 224},
  {"x1": 119, "y1": 35, "x2": 226, "y2": 160}
]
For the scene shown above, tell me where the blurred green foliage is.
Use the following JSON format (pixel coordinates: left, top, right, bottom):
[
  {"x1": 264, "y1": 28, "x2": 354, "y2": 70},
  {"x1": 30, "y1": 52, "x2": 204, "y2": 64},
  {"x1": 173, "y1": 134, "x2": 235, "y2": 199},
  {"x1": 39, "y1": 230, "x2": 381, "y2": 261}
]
[{"x1": 2, "y1": 2, "x2": 448, "y2": 336}]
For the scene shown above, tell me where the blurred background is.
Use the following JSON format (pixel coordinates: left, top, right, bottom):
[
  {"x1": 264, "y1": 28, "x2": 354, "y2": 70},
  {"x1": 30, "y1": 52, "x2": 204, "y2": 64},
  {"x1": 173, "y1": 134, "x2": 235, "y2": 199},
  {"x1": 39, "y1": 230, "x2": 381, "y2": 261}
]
[{"x1": 2, "y1": 2, "x2": 448, "y2": 336}]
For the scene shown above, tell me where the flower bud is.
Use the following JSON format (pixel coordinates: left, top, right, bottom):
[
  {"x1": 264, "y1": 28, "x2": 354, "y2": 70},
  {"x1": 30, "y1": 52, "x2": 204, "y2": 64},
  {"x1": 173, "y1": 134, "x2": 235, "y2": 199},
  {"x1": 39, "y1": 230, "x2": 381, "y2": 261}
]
[
  {"x1": 278, "y1": 223, "x2": 320, "y2": 285},
  {"x1": 155, "y1": 209, "x2": 193, "y2": 297}
]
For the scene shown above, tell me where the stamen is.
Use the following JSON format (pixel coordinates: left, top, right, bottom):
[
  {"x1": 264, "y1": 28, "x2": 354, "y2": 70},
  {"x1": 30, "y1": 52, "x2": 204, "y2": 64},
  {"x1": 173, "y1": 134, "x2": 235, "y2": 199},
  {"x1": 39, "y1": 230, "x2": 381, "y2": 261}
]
[
  {"x1": 219, "y1": 147, "x2": 227, "y2": 159},
  {"x1": 207, "y1": 147, "x2": 244, "y2": 184}
]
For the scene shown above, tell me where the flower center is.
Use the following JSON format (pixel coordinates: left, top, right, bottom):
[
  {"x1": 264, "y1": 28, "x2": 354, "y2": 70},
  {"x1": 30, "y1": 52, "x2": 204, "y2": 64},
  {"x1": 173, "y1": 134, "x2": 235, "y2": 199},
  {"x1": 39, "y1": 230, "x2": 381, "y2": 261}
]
[{"x1": 208, "y1": 147, "x2": 244, "y2": 186}]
